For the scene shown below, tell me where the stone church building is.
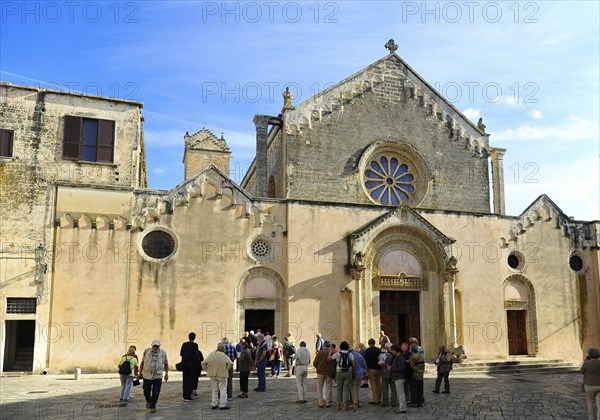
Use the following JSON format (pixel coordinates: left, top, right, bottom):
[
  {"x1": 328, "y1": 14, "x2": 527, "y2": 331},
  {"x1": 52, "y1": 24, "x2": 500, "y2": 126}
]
[{"x1": 1, "y1": 48, "x2": 599, "y2": 373}]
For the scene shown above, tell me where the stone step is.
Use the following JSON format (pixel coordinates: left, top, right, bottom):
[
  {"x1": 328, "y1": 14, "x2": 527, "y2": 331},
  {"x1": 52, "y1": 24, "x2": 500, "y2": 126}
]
[
  {"x1": 453, "y1": 359, "x2": 566, "y2": 368},
  {"x1": 11, "y1": 347, "x2": 34, "y2": 371},
  {"x1": 446, "y1": 363, "x2": 575, "y2": 372},
  {"x1": 426, "y1": 358, "x2": 579, "y2": 375},
  {"x1": 445, "y1": 366, "x2": 580, "y2": 375}
]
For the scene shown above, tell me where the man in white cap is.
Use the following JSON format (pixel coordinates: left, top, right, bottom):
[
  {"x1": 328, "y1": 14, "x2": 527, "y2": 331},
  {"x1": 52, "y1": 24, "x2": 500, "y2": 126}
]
[
  {"x1": 139, "y1": 339, "x2": 169, "y2": 413},
  {"x1": 409, "y1": 337, "x2": 425, "y2": 357}
]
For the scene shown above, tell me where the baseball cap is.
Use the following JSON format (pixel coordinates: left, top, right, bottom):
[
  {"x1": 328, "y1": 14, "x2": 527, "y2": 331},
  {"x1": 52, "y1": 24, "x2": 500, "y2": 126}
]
[{"x1": 151, "y1": 339, "x2": 161, "y2": 346}]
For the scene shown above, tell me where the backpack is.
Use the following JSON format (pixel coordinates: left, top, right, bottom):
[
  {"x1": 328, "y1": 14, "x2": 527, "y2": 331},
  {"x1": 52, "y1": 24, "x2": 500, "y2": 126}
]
[
  {"x1": 119, "y1": 357, "x2": 132, "y2": 375},
  {"x1": 338, "y1": 352, "x2": 351, "y2": 370},
  {"x1": 288, "y1": 343, "x2": 296, "y2": 355}
]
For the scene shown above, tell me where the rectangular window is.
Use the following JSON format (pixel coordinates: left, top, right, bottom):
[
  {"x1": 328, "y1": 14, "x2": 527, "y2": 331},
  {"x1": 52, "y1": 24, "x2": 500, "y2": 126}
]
[
  {"x1": 0, "y1": 129, "x2": 14, "y2": 157},
  {"x1": 62, "y1": 116, "x2": 115, "y2": 163},
  {"x1": 6, "y1": 298, "x2": 37, "y2": 314}
]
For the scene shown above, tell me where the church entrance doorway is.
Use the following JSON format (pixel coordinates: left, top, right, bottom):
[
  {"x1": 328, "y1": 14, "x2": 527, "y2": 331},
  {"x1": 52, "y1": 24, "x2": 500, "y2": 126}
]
[
  {"x1": 379, "y1": 291, "x2": 420, "y2": 345},
  {"x1": 507, "y1": 310, "x2": 528, "y2": 355},
  {"x1": 245, "y1": 310, "x2": 274, "y2": 335}
]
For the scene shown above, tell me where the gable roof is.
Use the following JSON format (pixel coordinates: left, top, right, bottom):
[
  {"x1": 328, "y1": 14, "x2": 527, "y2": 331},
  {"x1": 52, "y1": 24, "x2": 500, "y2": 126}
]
[
  {"x1": 183, "y1": 127, "x2": 231, "y2": 165},
  {"x1": 351, "y1": 203, "x2": 455, "y2": 245},
  {"x1": 283, "y1": 52, "x2": 488, "y2": 146}
]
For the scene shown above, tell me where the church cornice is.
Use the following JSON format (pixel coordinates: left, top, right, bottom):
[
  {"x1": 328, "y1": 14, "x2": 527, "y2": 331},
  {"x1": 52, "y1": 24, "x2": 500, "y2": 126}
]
[
  {"x1": 350, "y1": 204, "x2": 455, "y2": 246},
  {"x1": 501, "y1": 194, "x2": 600, "y2": 251}
]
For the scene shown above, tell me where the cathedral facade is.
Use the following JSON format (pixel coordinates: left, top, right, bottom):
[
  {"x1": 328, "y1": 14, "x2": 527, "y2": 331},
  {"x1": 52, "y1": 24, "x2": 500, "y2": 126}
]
[{"x1": 1, "y1": 51, "x2": 598, "y2": 373}]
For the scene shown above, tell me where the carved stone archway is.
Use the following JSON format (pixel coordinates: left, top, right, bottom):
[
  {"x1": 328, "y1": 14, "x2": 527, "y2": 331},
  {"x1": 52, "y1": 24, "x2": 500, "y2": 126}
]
[
  {"x1": 234, "y1": 267, "x2": 288, "y2": 339},
  {"x1": 364, "y1": 227, "x2": 446, "y2": 350},
  {"x1": 349, "y1": 206, "x2": 456, "y2": 358}
]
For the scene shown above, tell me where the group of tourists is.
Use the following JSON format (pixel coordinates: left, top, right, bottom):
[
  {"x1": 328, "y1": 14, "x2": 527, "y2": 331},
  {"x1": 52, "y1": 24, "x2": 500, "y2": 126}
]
[
  {"x1": 116, "y1": 330, "x2": 458, "y2": 414},
  {"x1": 116, "y1": 330, "x2": 300, "y2": 413},
  {"x1": 313, "y1": 332, "x2": 453, "y2": 413},
  {"x1": 116, "y1": 331, "x2": 600, "y2": 417}
]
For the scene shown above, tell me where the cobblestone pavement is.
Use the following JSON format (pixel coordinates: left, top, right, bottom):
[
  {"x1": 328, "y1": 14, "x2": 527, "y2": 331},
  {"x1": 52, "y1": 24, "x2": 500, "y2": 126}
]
[{"x1": 0, "y1": 369, "x2": 588, "y2": 419}]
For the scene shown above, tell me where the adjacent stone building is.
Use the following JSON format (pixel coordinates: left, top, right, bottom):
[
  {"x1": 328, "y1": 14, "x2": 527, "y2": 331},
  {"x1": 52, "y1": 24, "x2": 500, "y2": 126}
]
[{"x1": 1, "y1": 49, "x2": 599, "y2": 373}]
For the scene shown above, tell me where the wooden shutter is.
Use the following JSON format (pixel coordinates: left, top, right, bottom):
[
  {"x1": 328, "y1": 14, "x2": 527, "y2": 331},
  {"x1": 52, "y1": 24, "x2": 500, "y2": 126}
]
[
  {"x1": 0, "y1": 130, "x2": 14, "y2": 157},
  {"x1": 97, "y1": 120, "x2": 115, "y2": 162},
  {"x1": 63, "y1": 116, "x2": 81, "y2": 159}
]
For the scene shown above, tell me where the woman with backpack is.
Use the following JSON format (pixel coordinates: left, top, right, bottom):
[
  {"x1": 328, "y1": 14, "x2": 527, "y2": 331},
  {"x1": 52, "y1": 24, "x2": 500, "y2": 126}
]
[
  {"x1": 433, "y1": 345, "x2": 453, "y2": 394},
  {"x1": 269, "y1": 340, "x2": 283, "y2": 378},
  {"x1": 328, "y1": 341, "x2": 356, "y2": 411},
  {"x1": 118, "y1": 347, "x2": 139, "y2": 402}
]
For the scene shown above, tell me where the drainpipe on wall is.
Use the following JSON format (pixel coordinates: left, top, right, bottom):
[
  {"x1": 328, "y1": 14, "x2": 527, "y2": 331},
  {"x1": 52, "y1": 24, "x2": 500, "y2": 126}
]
[{"x1": 124, "y1": 196, "x2": 134, "y2": 343}]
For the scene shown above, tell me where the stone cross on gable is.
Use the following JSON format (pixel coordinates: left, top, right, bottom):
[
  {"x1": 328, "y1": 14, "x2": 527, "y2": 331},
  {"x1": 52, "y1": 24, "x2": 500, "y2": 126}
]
[{"x1": 385, "y1": 39, "x2": 398, "y2": 53}]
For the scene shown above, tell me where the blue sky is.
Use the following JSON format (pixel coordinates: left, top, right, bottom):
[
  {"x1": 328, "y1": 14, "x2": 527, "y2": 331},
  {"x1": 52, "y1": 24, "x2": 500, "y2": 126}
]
[{"x1": 2, "y1": 1, "x2": 598, "y2": 220}]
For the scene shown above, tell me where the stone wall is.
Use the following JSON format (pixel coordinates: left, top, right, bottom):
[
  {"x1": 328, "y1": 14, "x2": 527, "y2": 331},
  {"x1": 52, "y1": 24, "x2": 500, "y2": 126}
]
[
  {"x1": 281, "y1": 56, "x2": 490, "y2": 213},
  {"x1": 0, "y1": 83, "x2": 144, "y2": 245},
  {"x1": 184, "y1": 149, "x2": 231, "y2": 179},
  {"x1": 266, "y1": 130, "x2": 284, "y2": 198}
]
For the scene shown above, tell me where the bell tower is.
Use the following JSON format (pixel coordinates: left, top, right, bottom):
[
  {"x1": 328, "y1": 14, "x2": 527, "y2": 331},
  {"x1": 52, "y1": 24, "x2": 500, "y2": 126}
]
[{"x1": 183, "y1": 128, "x2": 231, "y2": 179}]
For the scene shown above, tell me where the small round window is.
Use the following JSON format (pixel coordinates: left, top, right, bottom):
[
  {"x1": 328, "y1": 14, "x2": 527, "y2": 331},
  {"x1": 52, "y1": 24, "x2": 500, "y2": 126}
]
[
  {"x1": 142, "y1": 230, "x2": 176, "y2": 259},
  {"x1": 569, "y1": 254, "x2": 584, "y2": 272},
  {"x1": 507, "y1": 251, "x2": 525, "y2": 271},
  {"x1": 251, "y1": 239, "x2": 271, "y2": 260},
  {"x1": 248, "y1": 236, "x2": 273, "y2": 261}
]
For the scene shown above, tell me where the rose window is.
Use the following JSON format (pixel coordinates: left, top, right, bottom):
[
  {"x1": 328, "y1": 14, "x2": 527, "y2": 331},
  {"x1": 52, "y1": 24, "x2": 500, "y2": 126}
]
[{"x1": 364, "y1": 156, "x2": 415, "y2": 206}]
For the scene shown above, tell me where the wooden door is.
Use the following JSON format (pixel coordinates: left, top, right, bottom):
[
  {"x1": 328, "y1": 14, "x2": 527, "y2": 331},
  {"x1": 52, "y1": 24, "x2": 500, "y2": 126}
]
[
  {"x1": 507, "y1": 310, "x2": 528, "y2": 355},
  {"x1": 379, "y1": 291, "x2": 420, "y2": 345}
]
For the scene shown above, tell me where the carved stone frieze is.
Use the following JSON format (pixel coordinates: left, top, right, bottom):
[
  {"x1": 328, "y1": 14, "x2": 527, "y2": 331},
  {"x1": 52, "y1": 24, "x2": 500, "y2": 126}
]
[{"x1": 374, "y1": 275, "x2": 428, "y2": 290}]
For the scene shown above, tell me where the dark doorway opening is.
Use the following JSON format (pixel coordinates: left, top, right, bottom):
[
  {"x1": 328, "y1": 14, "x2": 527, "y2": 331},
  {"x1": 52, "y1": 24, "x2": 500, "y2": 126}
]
[
  {"x1": 3, "y1": 320, "x2": 35, "y2": 371},
  {"x1": 507, "y1": 310, "x2": 528, "y2": 355},
  {"x1": 245, "y1": 310, "x2": 275, "y2": 335},
  {"x1": 380, "y1": 291, "x2": 420, "y2": 346}
]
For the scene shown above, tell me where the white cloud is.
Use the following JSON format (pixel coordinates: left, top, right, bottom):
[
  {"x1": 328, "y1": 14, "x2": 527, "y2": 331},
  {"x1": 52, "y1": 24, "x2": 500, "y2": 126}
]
[
  {"x1": 528, "y1": 109, "x2": 543, "y2": 120},
  {"x1": 505, "y1": 157, "x2": 599, "y2": 220},
  {"x1": 153, "y1": 168, "x2": 166, "y2": 175},
  {"x1": 462, "y1": 107, "x2": 480, "y2": 121},
  {"x1": 493, "y1": 115, "x2": 597, "y2": 142},
  {"x1": 145, "y1": 129, "x2": 184, "y2": 147},
  {"x1": 503, "y1": 96, "x2": 522, "y2": 107}
]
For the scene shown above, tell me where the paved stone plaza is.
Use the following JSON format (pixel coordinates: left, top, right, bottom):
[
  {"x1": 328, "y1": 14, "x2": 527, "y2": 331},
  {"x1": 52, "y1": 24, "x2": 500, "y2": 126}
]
[{"x1": 0, "y1": 369, "x2": 589, "y2": 419}]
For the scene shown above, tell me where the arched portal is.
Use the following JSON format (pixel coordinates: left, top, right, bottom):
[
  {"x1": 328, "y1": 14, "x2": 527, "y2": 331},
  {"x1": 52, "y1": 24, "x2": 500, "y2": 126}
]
[
  {"x1": 362, "y1": 225, "x2": 447, "y2": 357},
  {"x1": 234, "y1": 267, "x2": 288, "y2": 338},
  {"x1": 503, "y1": 274, "x2": 539, "y2": 356}
]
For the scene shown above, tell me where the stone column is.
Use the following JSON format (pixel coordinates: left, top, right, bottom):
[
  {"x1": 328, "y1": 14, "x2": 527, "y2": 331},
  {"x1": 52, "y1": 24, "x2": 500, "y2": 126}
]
[
  {"x1": 253, "y1": 115, "x2": 270, "y2": 197},
  {"x1": 445, "y1": 257, "x2": 459, "y2": 348},
  {"x1": 353, "y1": 268, "x2": 364, "y2": 344},
  {"x1": 489, "y1": 147, "x2": 507, "y2": 215}
]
